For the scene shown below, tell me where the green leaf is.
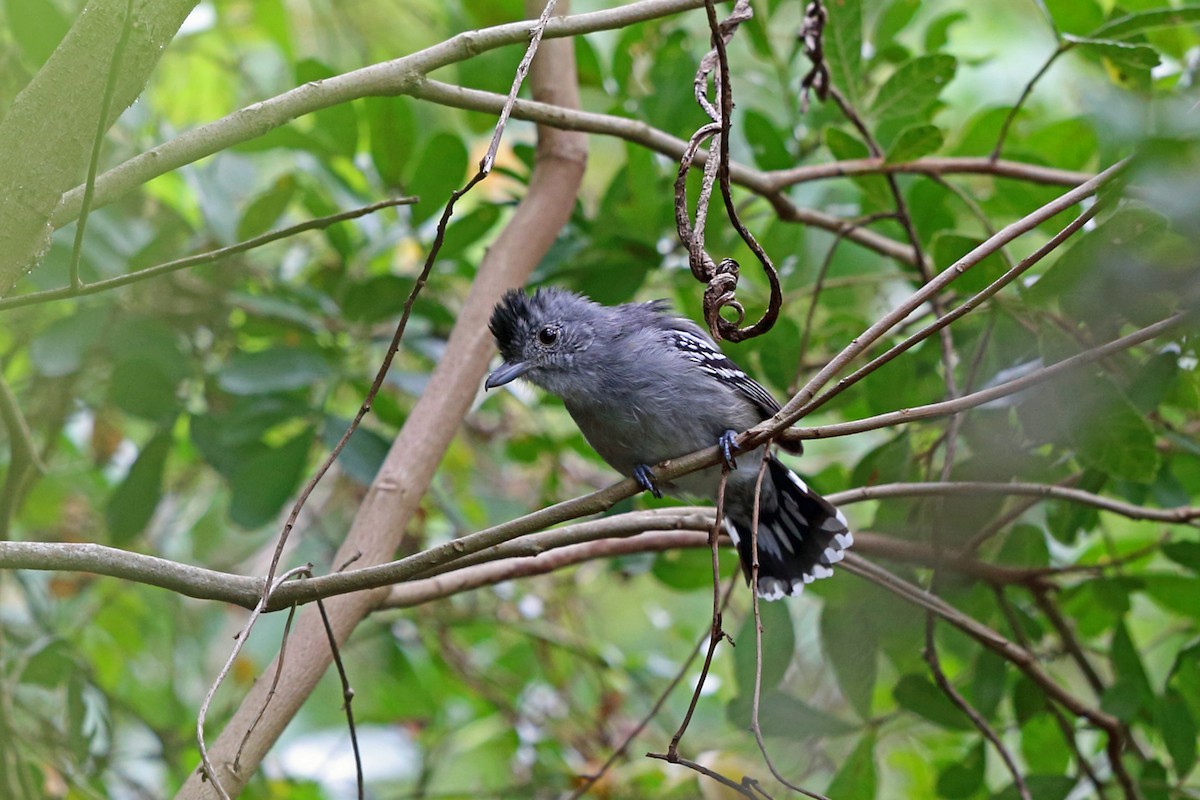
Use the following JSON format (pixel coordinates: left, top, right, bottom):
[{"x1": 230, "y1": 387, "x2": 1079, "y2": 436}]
[
  {"x1": 228, "y1": 430, "x2": 314, "y2": 528},
  {"x1": 20, "y1": 638, "x2": 78, "y2": 687},
  {"x1": 727, "y1": 690, "x2": 858, "y2": 739},
  {"x1": 969, "y1": 649, "x2": 1007, "y2": 719},
  {"x1": 407, "y1": 132, "x2": 469, "y2": 225},
  {"x1": 825, "y1": 730, "x2": 876, "y2": 800},
  {"x1": 322, "y1": 418, "x2": 391, "y2": 486},
  {"x1": 744, "y1": 109, "x2": 792, "y2": 171},
  {"x1": 893, "y1": 674, "x2": 973, "y2": 730},
  {"x1": 1143, "y1": 574, "x2": 1200, "y2": 621},
  {"x1": 825, "y1": 127, "x2": 891, "y2": 209},
  {"x1": 1089, "y1": 6, "x2": 1200, "y2": 40},
  {"x1": 1163, "y1": 541, "x2": 1200, "y2": 573},
  {"x1": 821, "y1": 600, "x2": 877, "y2": 719},
  {"x1": 1064, "y1": 35, "x2": 1162, "y2": 70},
  {"x1": 886, "y1": 124, "x2": 944, "y2": 164},
  {"x1": 106, "y1": 429, "x2": 172, "y2": 544},
  {"x1": 924, "y1": 10, "x2": 967, "y2": 51},
  {"x1": 218, "y1": 348, "x2": 334, "y2": 395},
  {"x1": 936, "y1": 740, "x2": 984, "y2": 799},
  {"x1": 993, "y1": 775, "x2": 1075, "y2": 800},
  {"x1": 870, "y1": 55, "x2": 957, "y2": 123},
  {"x1": 874, "y1": 0, "x2": 920, "y2": 52},
  {"x1": 1021, "y1": 713, "x2": 1070, "y2": 774},
  {"x1": 296, "y1": 59, "x2": 359, "y2": 159},
  {"x1": 755, "y1": 315, "x2": 803, "y2": 395},
  {"x1": 237, "y1": 176, "x2": 296, "y2": 240},
  {"x1": 30, "y1": 307, "x2": 109, "y2": 377},
  {"x1": 1159, "y1": 688, "x2": 1197, "y2": 778},
  {"x1": 650, "y1": 547, "x2": 737, "y2": 590},
  {"x1": 1043, "y1": 0, "x2": 1105, "y2": 35},
  {"x1": 7, "y1": 0, "x2": 70, "y2": 68},
  {"x1": 733, "y1": 601, "x2": 794, "y2": 695},
  {"x1": 340, "y1": 275, "x2": 412, "y2": 324},
  {"x1": 826, "y1": 0, "x2": 863, "y2": 104},
  {"x1": 440, "y1": 204, "x2": 502, "y2": 260},
  {"x1": 1072, "y1": 396, "x2": 1161, "y2": 484},
  {"x1": 109, "y1": 360, "x2": 180, "y2": 423},
  {"x1": 365, "y1": 98, "x2": 417, "y2": 187},
  {"x1": 1111, "y1": 621, "x2": 1154, "y2": 709}
]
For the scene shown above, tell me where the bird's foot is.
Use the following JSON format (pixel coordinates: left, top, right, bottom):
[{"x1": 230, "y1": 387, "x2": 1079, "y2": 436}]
[
  {"x1": 633, "y1": 464, "x2": 663, "y2": 499},
  {"x1": 718, "y1": 429, "x2": 740, "y2": 471}
]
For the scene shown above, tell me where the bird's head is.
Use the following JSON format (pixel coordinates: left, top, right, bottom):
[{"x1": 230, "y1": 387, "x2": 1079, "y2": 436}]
[{"x1": 485, "y1": 287, "x2": 600, "y2": 393}]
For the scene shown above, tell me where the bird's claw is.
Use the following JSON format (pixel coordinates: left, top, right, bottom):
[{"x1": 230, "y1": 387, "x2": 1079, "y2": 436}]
[
  {"x1": 633, "y1": 464, "x2": 663, "y2": 499},
  {"x1": 718, "y1": 429, "x2": 740, "y2": 471}
]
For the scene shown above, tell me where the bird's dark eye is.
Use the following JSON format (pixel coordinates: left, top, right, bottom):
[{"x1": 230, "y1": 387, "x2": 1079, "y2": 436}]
[{"x1": 537, "y1": 326, "x2": 559, "y2": 346}]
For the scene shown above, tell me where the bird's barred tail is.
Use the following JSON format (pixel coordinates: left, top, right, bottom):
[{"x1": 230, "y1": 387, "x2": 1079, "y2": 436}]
[{"x1": 723, "y1": 456, "x2": 853, "y2": 600}]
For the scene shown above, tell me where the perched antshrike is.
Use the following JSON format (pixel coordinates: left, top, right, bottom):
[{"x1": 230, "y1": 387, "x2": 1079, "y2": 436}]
[{"x1": 485, "y1": 287, "x2": 852, "y2": 599}]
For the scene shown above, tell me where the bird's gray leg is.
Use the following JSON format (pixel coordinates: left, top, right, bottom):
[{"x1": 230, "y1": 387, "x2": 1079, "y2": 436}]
[
  {"x1": 718, "y1": 429, "x2": 739, "y2": 471},
  {"x1": 632, "y1": 464, "x2": 663, "y2": 499}
]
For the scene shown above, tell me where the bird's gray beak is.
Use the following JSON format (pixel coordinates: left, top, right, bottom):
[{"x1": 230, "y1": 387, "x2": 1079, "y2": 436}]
[{"x1": 485, "y1": 360, "x2": 531, "y2": 390}]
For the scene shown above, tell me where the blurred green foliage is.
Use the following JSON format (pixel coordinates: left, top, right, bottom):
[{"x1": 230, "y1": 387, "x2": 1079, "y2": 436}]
[{"x1": 1, "y1": 0, "x2": 1199, "y2": 798}]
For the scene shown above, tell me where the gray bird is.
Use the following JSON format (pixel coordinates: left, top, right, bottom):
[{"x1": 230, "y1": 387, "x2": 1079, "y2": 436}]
[{"x1": 485, "y1": 287, "x2": 852, "y2": 599}]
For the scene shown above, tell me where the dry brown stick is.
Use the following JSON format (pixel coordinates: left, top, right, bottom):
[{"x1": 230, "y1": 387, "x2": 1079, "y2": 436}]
[
  {"x1": 375, "y1": 530, "x2": 714, "y2": 610},
  {"x1": 699, "y1": 0, "x2": 781, "y2": 342},
  {"x1": 6, "y1": 468, "x2": 1189, "y2": 611}
]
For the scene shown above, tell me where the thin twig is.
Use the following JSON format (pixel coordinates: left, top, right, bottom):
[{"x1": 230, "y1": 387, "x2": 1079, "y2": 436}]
[
  {"x1": 67, "y1": 0, "x2": 136, "y2": 290},
  {"x1": 665, "y1": 471, "x2": 732, "y2": 759},
  {"x1": 316, "y1": 597, "x2": 364, "y2": 800},
  {"x1": 795, "y1": 212, "x2": 895, "y2": 386},
  {"x1": 923, "y1": 613, "x2": 1030, "y2": 800},
  {"x1": 1031, "y1": 587, "x2": 1106, "y2": 698},
  {"x1": 0, "y1": 197, "x2": 418, "y2": 312},
  {"x1": 991, "y1": 43, "x2": 1068, "y2": 160},
  {"x1": 197, "y1": 564, "x2": 313, "y2": 799},
  {"x1": 234, "y1": 604, "x2": 301, "y2": 772},
  {"x1": 645, "y1": 753, "x2": 761, "y2": 798},
  {"x1": 0, "y1": 371, "x2": 43, "y2": 475}
]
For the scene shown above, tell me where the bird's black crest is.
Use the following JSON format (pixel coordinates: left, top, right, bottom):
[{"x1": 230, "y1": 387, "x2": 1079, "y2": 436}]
[
  {"x1": 488, "y1": 287, "x2": 587, "y2": 360},
  {"x1": 488, "y1": 289, "x2": 531, "y2": 356}
]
